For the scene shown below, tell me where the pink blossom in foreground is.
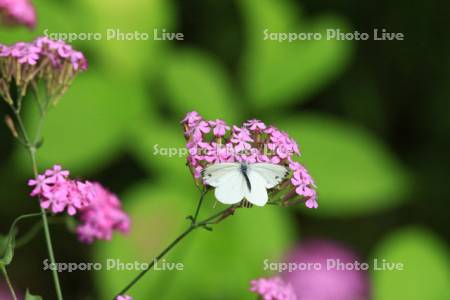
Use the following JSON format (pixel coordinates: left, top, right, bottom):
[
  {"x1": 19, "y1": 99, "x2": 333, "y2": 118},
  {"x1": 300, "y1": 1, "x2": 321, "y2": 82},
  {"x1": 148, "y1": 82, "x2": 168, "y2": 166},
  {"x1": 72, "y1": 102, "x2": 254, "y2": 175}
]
[
  {"x1": 116, "y1": 295, "x2": 132, "y2": 300},
  {"x1": 282, "y1": 240, "x2": 370, "y2": 300},
  {"x1": 181, "y1": 111, "x2": 318, "y2": 208},
  {"x1": 28, "y1": 165, "x2": 94, "y2": 216},
  {"x1": 76, "y1": 183, "x2": 130, "y2": 243},
  {"x1": 0, "y1": 0, "x2": 36, "y2": 29},
  {"x1": 250, "y1": 277, "x2": 297, "y2": 300},
  {"x1": 29, "y1": 165, "x2": 130, "y2": 243}
]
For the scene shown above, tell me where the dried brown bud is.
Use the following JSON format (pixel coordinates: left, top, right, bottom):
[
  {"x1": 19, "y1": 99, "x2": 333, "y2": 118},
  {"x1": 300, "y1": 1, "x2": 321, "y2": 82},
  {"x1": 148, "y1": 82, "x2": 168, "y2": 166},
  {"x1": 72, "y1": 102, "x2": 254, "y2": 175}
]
[
  {"x1": 4, "y1": 115, "x2": 18, "y2": 138},
  {"x1": 0, "y1": 79, "x2": 13, "y2": 105}
]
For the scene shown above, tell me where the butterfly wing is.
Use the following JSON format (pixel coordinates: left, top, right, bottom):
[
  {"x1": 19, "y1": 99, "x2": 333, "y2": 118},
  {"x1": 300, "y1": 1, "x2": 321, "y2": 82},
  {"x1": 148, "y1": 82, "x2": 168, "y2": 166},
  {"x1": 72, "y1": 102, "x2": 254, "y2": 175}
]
[
  {"x1": 203, "y1": 163, "x2": 246, "y2": 204},
  {"x1": 202, "y1": 163, "x2": 241, "y2": 187},
  {"x1": 249, "y1": 163, "x2": 289, "y2": 188},
  {"x1": 202, "y1": 163, "x2": 287, "y2": 206},
  {"x1": 245, "y1": 169, "x2": 269, "y2": 206}
]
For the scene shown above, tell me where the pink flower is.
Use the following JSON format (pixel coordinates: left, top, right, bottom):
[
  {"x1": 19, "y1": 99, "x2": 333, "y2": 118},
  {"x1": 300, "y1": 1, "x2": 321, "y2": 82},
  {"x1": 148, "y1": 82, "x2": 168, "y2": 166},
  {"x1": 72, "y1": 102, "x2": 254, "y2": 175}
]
[
  {"x1": 44, "y1": 165, "x2": 70, "y2": 183},
  {"x1": 250, "y1": 277, "x2": 297, "y2": 300},
  {"x1": 0, "y1": 44, "x2": 11, "y2": 56},
  {"x1": 212, "y1": 142, "x2": 235, "y2": 163},
  {"x1": 116, "y1": 295, "x2": 132, "y2": 300},
  {"x1": 70, "y1": 51, "x2": 88, "y2": 71},
  {"x1": 0, "y1": 37, "x2": 88, "y2": 71},
  {"x1": 29, "y1": 165, "x2": 130, "y2": 243},
  {"x1": 28, "y1": 174, "x2": 52, "y2": 196},
  {"x1": 282, "y1": 240, "x2": 370, "y2": 300},
  {"x1": 245, "y1": 119, "x2": 267, "y2": 131},
  {"x1": 231, "y1": 127, "x2": 253, "y2": 152},
  {"x1": 181, "y1": 111, "x2": 202, "y2": 127},
  {"x1": 76, "y1": 183, "x2": 130, "y2": 243},
  {"x1": 55, "y1": 43, "x2": 73, "y2": 58},
  {"x1": 209, "y1": 119, "x2": 230, "y2": 137},
  {"x1": 0, "y1": 37, "x2": 88, "y2": 106},
  {"x1": 13, "y1": 43, "x2": 40, "y2": 65},
  {"x1": 181, "y1": 111, "x2": 317, "y2": 209},
  {"x1": 305, "y1": 196, "x2": 318, "y2": 209},
  {"x1": 192, "y1": 120, "x2": 210, "y2": 140},
  {"x1": 289, "y1": 161, "x2": 317, "y2": 208},
  {"x1": 29, "y1": 165, "x2": 93, "y2": 215},
  {"x1": 0, "y1": 0, "x2": 36, "y2": 29}
]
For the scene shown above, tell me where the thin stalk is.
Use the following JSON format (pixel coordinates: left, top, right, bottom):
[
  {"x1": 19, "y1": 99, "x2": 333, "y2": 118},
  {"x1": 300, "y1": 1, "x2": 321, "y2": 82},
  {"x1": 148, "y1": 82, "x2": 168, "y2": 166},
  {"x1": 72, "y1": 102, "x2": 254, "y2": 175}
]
[
  {"x1": 28, "y1": 135, "x2": 64, "y2": 300},
  {"x1": 10, "y1": 105, "x2": 64, "y2": 300},
  {"x1": 1, "y1": 266, "x2": 18, "y2": 300},
  {"x1": 15, "y1": 217, "x2": 66, "y2": 249},
  {"x1": 192, "y1": 188, "x2": 207, "y2": 223},
  {"x1": 15, "y1": 220, "x2": 43, "y2": 248},
  {"x1": 113, "y1": 196, "x2": 238, "y2": 299},
  {"x1": 114, "y1": 226, "x2": 195, "y2": 298}
]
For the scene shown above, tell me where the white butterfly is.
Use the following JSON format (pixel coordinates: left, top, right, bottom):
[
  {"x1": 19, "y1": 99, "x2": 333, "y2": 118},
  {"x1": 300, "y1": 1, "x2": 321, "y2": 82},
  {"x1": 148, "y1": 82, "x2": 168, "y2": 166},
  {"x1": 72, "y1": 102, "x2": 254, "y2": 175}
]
[{"x1": 202, "y1": 163, "x2": 289, "y2": 206}]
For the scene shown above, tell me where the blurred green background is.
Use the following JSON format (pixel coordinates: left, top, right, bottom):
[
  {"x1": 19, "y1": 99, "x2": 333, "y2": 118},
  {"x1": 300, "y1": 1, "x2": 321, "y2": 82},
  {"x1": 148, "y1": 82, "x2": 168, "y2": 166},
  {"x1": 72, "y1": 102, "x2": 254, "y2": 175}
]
[{"x1": 0, "y1": 0, "x2": 449, "y2": 299}]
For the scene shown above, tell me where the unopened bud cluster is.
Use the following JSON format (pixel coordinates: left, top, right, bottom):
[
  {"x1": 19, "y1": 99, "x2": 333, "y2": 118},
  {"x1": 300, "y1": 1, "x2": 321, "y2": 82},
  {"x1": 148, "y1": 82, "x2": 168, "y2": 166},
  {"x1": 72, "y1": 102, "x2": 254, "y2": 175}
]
[{"x1": 0, "y1": 36, "x2": 87, "y2": 106}]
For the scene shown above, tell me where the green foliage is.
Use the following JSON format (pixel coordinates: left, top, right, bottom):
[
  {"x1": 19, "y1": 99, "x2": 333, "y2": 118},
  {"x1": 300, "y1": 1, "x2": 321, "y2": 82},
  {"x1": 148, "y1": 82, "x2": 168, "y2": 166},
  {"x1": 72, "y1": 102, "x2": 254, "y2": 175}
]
[
  {"x1": 371, "y1": 228, "x2": 450, "y2": 300},
  {"x1": 128, "y1": 113, "x2": 191, "y2": 182},
  {"x1": 19, "y1": 73, "x2": 146, "y2": 175},
  {"x1": 162, "y1": 48, "x2": 240, "y2": 123},
  {"x1": 94, "y1": 181, "x2": 295, "y2": 299},
  {"x1": 25, "y1": 289, "x2": 43, "y2": 300},
  {"x1": 0, "y1": 233, "x2": 14, "y2": 268},
  {"x1": 277, "y1": 114, "x2": 410, "y2": 216},
  {"x1": 0, "y1": 213, "x2": 41, "y2": 267},
  {"x1": 239, "y1": 0, "x2": 352, "y2": 109},
  {"x1": 78, "y1": 0, "x2": 174, "y2": 78}
]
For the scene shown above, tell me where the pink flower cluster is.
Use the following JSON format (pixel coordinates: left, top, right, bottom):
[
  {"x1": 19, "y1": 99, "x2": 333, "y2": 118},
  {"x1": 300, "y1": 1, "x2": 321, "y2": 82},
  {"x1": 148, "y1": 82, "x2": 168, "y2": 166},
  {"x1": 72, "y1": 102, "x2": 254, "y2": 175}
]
[
  {"x1": 29, "y1": 165, "x2": 130, "y2": 243},
  {"x1": 0, "y1": 0, "x2": 36, "y2": 29},
  {"x1": 0, "y1": 36, "x2": 88, "y2": 105},
  {"x1": 181, "y1": 111, "x2": 318, "y2": 208},
  {"x1": 250, "y1": 277, "x2": 297, "y2": 300},
  {"x1": 116, "y1": 296, "x2": 132, "y2": 300},
  {"x1": 76, "y1": 183, "x2": 130, "y2": 244},
  {"x1": 28, "y1": 165, "x2": 94, "y2": 216},
  {"x1": 282, "y1": 240, "x2": 371, "y2": 300},
  {"x1": 0, "y1": 36, "x2": 87, "y2": 70}
]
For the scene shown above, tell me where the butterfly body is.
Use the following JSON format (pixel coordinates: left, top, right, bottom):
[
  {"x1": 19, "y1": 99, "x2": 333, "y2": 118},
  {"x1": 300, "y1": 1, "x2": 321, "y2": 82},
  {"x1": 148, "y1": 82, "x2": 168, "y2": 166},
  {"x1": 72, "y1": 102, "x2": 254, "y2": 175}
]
[
  {"x1": 240, "y1": 163, "x2": 252, "y2": 192},
  {"x1": 202, "y1": 163, "x2": 288, "y2": 206}
]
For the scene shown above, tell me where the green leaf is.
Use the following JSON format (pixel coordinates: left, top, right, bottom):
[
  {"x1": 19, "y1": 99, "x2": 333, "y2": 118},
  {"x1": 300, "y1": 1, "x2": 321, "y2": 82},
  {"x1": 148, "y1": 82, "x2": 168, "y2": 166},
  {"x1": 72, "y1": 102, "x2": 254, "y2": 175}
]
[
  {"x1": 371, "y1": 227, "x2": 450, "y2": 300},
  {"x1": 162, "y1": 48, "x2": 239, "y2": 123},
  {"x1": 18, "y1": 72, "x2": 146, "y2": 175},
  {"x1": 0, "y1": 233, "x2": 15, "y2": 267},
  {"x1": 78, "y1": 0, "x2": 174, "y2": 78},
  {"x1": 25, "y1": 289, "x2": 43, "y2": 300},
  {"x1": 239, "y1": 0, "x2": 352, "y2": 109},
  {"x1": 0, "y1": 213, "x2": 41, "y2": 267},
  {"x1": 277, "y1": 114, "x2": 410, "y2": 216},
  {"x1": 94, "y1": 181, "x2": 295, "y2": 299},
  {"x1": 128, "y1": 115, "x2": 193, "y2": 183}
]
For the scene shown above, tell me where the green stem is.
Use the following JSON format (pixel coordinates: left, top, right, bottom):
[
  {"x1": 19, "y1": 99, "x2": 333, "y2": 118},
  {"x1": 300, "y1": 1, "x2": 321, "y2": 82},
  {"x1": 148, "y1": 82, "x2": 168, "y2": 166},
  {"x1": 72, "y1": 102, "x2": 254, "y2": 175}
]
[
  {"x1": 1, "y1": 266, "x2": 18, "y2": 300},
  {"x1": 15, "y1": 220, "x2": 43, "y2": 248},
  {"x1": 15, "y1": 217, "x2": 66, "y2": 249},
  {"x1": 113, "y1": 194, "x2": 237, "y2": 299},
  {"x1": 28, "y1": 139, "x2": 64, "y2": 300},
  {"x1": 39, "y1": 207, "x2": 63, "y2": 300},
  {"x1": 192, "y1": 188, "x2": 207, "y2": 223},
  {"x1": 10, "y1": 105, "x2": 64, "y2": 300},
  {"x1": 114, "y1": 226, "x2": 195, "y2": 298}
]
